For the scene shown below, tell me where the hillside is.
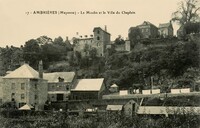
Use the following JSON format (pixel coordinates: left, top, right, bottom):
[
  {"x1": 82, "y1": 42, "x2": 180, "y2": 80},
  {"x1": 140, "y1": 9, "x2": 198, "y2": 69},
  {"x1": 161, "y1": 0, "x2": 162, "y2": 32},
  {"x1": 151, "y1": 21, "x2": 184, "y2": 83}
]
[{"x1": 0, "y1": 35, "x2": 200, "y2": 91}]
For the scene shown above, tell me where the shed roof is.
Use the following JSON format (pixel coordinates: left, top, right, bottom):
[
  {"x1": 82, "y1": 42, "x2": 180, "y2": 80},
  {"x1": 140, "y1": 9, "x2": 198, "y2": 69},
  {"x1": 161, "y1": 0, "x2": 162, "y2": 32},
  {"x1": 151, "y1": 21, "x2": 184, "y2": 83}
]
[
  {"x1": 43, "y1": 72, "x2": 75, "y2": 83},
  {"x1": 71, "y1": 78, "x2": 104, "y2": 91},
  {"x1": 3, "y1": 64, "x2": 39, "y2": 79}
]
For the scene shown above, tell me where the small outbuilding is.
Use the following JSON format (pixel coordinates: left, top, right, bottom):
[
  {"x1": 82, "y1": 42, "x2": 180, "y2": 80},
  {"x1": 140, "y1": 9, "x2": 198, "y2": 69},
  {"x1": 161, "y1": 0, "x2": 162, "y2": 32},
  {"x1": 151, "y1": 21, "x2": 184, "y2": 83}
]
[
  {"x1": 109, "y1": 84, "x2": 119, "y2": 93},
  {"x1": 123, "y1": 100, "x2": 139, "y2": 117},
  {"x1": 106, "y1": 105, "x2": 123, "y2": 111},
  {"x1": 19, "y1": 104, "x2": 34, "y2": 110}
]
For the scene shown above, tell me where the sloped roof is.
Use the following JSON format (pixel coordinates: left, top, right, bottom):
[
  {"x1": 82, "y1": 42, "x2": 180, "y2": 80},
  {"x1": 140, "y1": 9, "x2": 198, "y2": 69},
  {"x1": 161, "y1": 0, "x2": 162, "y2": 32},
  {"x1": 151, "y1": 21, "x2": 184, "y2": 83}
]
[
  {"x1": 111, "y1": 84, "x2": 118, "y2": 88},
  {"x1": 138, "y1": 21, "x2": 157, "y2": 28},
  {"x1": 106, "y1": 105, "x2": 123, "y2": 111},
  {"x1": 93, "y1": 27, "x2": 111, "y2": 35},
  {"x1": 43, "y1": 72, "x2": 75, "y2": 83},
  {"x1": 19, "y1": 104, "x2": 34, "y2": 110},
  {"x1": 159, "y1": 23, "x2": 171, "y2": 28},
  {"x1": 3, "y1": 64, "x2": 39, "y2": 79},
  {"x1": 119, "y1": 90, "x2": 128, "y2": 95},
  {"x1": 71, "y1": 78, "x2": 104, "y2": 91}
]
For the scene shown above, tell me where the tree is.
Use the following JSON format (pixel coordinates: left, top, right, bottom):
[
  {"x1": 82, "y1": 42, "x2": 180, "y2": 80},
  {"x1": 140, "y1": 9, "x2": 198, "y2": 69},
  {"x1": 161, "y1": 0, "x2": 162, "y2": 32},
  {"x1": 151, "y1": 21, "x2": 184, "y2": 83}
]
[
  {"x1": 114, "y1": 35, "x2": 125, "y2": 45},
  {"x1": 128, "y1": 27, "x2": 143, "y2": 48},
  {"x1": 53, "y1": 36, "x2": 64, "y2": 45},
  {"x1": 23, "y1": 39, "x2": 42, "y2": 69},
  {"x1": 89, "y1": 48, "x2": 97, "y2": 59},
  {"x1": 83, "y1": 44, "x2": 90, "y2": 56},
  {"x1": 172, "y1": 0, "x2": 200, "y2": 26}
]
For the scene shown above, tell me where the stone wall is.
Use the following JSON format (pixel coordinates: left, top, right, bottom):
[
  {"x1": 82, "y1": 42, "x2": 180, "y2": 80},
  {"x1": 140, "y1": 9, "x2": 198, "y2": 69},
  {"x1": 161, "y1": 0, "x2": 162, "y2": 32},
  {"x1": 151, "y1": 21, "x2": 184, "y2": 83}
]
[{"x1": 2, "y1": 78, "x2": 48, "y2": 110}]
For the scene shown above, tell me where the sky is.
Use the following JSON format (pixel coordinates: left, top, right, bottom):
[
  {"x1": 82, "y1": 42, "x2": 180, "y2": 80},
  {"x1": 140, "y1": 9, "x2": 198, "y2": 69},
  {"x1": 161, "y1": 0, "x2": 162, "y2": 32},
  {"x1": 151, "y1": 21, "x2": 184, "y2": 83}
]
[{"x1": 0, "y1": 0, "x2": 181, "y2": 47}]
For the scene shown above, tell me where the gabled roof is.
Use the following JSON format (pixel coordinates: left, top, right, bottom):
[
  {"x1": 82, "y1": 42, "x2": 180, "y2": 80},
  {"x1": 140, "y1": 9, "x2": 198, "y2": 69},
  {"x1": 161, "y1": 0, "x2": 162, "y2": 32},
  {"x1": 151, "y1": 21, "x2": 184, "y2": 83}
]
[
  {"x1": 159, "y1": 22, "x2": 172, "y2": 28},
  {"x1": 71, "y1": 78, "x2": 104, "y2": 91},
  {"x1": 43, "y1": 72, "x2": 75, "y2": 83},
  {"x1": 3, "y1": 64, "x2": 39, "y2": 79},
  {"x1": 138, "y1": 21, "x2": 157, "y2": 28},
  {"x1": 19, "y1": 104, "x2": 34, "y2": 110},
  {"x1": 111, "y1": 84, "x2": 118, "y2": 88},
  {"x1": 93, "y1": 27, "x2": 111, "y2": 35}
]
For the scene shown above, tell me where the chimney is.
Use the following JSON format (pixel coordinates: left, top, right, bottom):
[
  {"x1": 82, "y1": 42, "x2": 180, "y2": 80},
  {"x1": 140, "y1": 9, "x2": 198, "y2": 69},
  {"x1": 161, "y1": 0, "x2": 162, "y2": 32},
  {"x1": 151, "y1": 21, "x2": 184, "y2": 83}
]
[
  {"x1": 39, "y1": 60, "x2": 43, "y2": 79},
  {"x1": 66, "y1": 36, "x2": 69, "y2": 41},
  {"x1": 76, "y1": 32, "x2": 79, "y2": 37},
  {"x1": 105, "y1": 25, "x2": 107, "y2": 32}
]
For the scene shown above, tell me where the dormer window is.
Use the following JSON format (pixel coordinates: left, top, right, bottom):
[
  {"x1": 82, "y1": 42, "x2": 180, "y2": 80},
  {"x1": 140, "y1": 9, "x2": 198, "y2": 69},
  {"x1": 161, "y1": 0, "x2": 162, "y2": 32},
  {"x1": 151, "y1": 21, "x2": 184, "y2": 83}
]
[{"x1": 58, "y1": 77, "x2": 64, "y2": 82}]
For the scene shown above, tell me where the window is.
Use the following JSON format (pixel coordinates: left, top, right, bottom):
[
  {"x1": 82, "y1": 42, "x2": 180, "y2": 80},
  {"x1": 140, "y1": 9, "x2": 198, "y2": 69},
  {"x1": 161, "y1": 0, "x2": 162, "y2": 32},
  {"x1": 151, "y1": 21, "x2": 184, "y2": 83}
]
[
  {"x1": 35, "y1": 84, "x2": 37, "y2": 90},
  {"x1": 11, "y1": 93, "x2": 15, "y2": 97},
  {"x1": 142, "y1": 29, "x2": 144, "y2": 32},
  {"x1": 21, "y1": 83, "x2": 25, "y2": 90},
  {"x1": 21, "y1": 94, "x2": 25, "y2": 100},
  {"x1": 97, "y1": 30, "x2": 100, "y2": 34},
  {"x1": 19, "y1": 102, "x2": 26, "y2": 108},
  {"x1": 11, "y1": 83, "x2": 15, "y2": 90},
  {"x1": 11, "y1": 93, "x2": 15, "y2": 101},
  {"x1": 97, "y1": 36, "x2": 100, "y2": 40},
  {"x1": 35, "y1": 95, "x2": 38, "y2": 100},
  {"x1": 57, "y1": 94, "x2": 64, "y2": 101},
  {"x1": 52, "y1": 85, "x2": 55, "y2": 89}
]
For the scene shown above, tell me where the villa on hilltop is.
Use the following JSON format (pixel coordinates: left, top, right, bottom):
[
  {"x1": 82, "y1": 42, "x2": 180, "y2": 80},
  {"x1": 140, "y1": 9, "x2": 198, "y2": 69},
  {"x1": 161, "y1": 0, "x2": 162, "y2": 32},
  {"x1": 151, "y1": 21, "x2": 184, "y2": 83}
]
[
  {"x1": 158, "y1": 21, "x2": 174, "y2": 38},
  {"x1": 73, "y1": 26, "x2": 111, "y2": 57},
  {"x1": 137, "y1": 21, "x2": 158, "y2": 38}
]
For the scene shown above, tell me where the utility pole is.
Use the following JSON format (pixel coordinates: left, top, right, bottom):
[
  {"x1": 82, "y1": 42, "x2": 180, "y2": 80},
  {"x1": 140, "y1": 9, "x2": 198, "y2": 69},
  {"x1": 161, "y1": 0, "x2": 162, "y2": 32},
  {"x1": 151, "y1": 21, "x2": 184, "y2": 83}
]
[{"x1": 151, "y1": 76, "x2": 153, "y2": 94}]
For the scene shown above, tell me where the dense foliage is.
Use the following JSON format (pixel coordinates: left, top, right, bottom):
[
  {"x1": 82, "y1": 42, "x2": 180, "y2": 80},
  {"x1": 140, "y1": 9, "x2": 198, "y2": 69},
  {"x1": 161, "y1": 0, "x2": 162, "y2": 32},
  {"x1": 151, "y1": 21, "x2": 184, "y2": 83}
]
[
  {"x1": 0, "y1": 36, "x2": 72, "y2": 74},
  {"x1": 104, "y1": 39, "x2": 200, "y2": 89},
  {"x1": 0, "y1": 111, "x2": 199, "y2": 128}
]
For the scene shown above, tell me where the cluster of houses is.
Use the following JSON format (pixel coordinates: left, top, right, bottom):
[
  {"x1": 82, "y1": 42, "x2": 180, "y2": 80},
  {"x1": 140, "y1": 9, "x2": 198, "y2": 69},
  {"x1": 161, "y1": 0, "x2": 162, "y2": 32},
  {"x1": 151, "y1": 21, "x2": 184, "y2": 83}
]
[
  {"x1": 72, "y1": 21, "x2": 174, "y2": 56},
  {"x1": 136, "y1": 21, "x2": 174, "y2": 39},
  {"x1": 0, "y1": 61, "x2": 106, "y2": 111}
]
